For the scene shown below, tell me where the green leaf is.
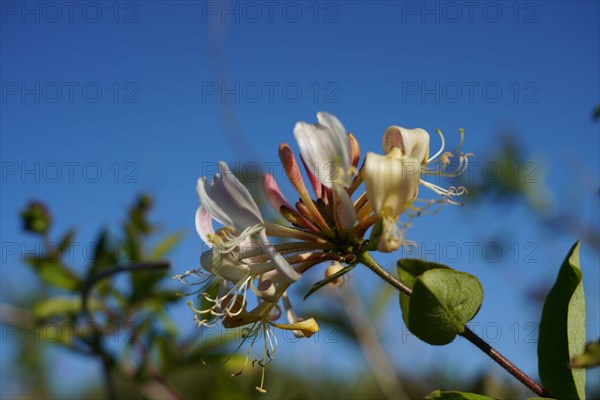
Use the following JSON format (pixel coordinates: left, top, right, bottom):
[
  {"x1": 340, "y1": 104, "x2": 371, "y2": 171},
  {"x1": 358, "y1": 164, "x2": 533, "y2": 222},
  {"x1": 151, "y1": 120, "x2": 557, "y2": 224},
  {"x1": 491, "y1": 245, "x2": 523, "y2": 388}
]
[
  {"x1": 32, "y1": 296, "x2": 100, "y2": 319},
  {"x1": 570, "y1": 338, "x2": 600, "y2": 369},
  {"x1": 127, "y1": 230, "x2": 184, "y2": 299},
  {"x1": 33, "y1": 297, "x2": 82, "y2": 319},
  {"x1": 398, "y1": 259, "x2": 483, "y2": 345},
  {"x1": 538, "y1": 241, "x2": 586, "y2": 400},
  {"x1": 57, "y1": 228, "x2": 77, "y2": 254},
  {"x1": 156, "y1": 309, "x2": 179, "y2": 338},
  {"x1": 410, "y1": 269, "x2": 483, "y2": 345},
  {"x1": 148, "y1": 231, "x2": 185, "y2": 260},
  {"x1": 428, "y1": 390, "x2": 495, "y2": 399},
  {"x1": 366, "y1": 220, "x2": 383, "y2": 251},
  {"x1": 151, "y1": 290, "x2": 181, "y2": 304},
  {"x1": 35, "y1": 324, "x2": 75, "y2": 346},
  {"x1": 26, "y1": 257, "x2": 81, "y2": 291},
  {"x1": 398, "y1": 259, "x2": 451, "y2": 327},
  {"x1": 126, "y1": 194, "x2": 154, "y2": 240},
  {"x1": 154, "y1": 335, "x2": 173, "y2": 371},
  {"x1": 89, "y1": 230, "x2": 118, "y2": 276},
  {"x1": 130, "y1": 268, "x2": 168, "y2": 302}
]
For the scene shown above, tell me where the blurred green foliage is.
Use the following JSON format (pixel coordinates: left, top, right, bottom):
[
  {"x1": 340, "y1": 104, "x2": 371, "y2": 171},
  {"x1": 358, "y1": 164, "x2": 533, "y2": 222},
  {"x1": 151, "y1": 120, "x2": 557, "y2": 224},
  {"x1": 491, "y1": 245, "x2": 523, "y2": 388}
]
[
  {"x1": 570, "y1": 339, "x2": 600, "y2": 369},
  {"x1": 462, "y1": 132, "x2": 599, "y2": 255}
]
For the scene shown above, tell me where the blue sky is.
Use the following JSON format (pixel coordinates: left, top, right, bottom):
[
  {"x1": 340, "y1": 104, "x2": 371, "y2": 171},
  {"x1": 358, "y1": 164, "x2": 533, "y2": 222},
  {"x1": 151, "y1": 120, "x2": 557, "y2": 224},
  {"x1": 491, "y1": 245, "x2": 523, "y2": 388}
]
[{"x1": 1, "y1": 0, "x2": 599, "y2": 396}]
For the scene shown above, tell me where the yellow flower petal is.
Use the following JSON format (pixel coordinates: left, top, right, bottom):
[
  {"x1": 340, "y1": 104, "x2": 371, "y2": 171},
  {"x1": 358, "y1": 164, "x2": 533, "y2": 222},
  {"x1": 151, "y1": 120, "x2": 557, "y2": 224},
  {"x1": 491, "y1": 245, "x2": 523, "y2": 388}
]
[{"x1": 270, "y1": 317, "x2": 320, "y2": 338}]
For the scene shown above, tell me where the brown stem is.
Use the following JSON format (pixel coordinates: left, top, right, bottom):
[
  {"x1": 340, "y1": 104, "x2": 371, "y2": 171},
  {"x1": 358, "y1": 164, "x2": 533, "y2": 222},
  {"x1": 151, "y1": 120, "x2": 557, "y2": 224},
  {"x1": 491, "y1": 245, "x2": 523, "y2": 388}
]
[
  {"x1": 358, "y1": 252, "x2": 553, "y2": 398},
  {"x1": 460, "y1": 327, "x2": 552, "y2": 397},
  {"x1": 359, "y1": 252, "x2": 412, "y2": 296},
  {"x1": 101, "y1": 355, "x2": 116, "y2": 400}
]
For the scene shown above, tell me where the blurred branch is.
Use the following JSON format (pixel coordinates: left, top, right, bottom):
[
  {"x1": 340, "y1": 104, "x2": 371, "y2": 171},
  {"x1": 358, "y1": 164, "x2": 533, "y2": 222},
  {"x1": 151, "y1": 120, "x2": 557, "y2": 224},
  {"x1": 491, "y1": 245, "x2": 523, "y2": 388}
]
[
  {"x1": 336, "y1": 282, "x2": 408, "y2": 400},
  {"x1": 140, "y1": 377, "x2": 183, "y2": 400},
  {"x1": 81, "y1": 261, "x2": 170, "y2": 320},
  {"x1": 81, "y1": 261, "x2": 170, "y2": 400},
  {"x1": 0, "y1": 303, "x2": 33, "y2": 323}
]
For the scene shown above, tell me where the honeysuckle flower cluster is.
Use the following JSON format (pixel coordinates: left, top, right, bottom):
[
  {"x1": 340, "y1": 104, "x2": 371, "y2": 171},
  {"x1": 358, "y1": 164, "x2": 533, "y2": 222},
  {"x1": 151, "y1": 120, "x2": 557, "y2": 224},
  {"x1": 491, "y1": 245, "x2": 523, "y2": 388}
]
[{"x1": 176, "y1": 112, "x2": 471, "y2": 392}]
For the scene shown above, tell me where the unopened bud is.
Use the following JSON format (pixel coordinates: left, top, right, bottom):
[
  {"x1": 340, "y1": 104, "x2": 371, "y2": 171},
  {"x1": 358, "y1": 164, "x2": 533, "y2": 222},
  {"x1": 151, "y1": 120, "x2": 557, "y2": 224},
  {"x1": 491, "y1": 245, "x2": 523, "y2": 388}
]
[
  {"x1": 348, "y1": 132, "x2": 361, "y2": 168},
  {"x1": 325, "y1": 262, "x2": 345, "y2": 286},
  {"x1": 138, "y1": 194, "x2": 153, "y2": 210},
  {"x1": 21, "y1": 201, "x2": 51, "y2": 235}
]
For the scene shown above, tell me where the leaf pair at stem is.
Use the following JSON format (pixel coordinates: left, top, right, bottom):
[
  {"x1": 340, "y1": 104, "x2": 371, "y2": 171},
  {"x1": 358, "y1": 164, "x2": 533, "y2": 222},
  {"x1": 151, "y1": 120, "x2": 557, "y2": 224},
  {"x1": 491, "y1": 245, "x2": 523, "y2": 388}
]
[{"x1": 349, "y1": 241, "x2": 594, "y2": 400}]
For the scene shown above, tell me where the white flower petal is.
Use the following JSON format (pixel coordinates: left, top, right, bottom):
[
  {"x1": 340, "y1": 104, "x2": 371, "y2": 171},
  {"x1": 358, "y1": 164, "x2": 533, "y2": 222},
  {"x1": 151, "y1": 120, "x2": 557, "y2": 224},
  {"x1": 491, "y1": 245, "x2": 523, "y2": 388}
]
[
  {"x1": 258, "y1": 230, "x2": 301, "y2": 282},
  {"x1": 197, "y1": 176, "x2": 232, "y2": 227},
  {"x1": 317, "y1": 112, "x2": 351, "y2": 172},
  {"x1": 293, "y1": 112, "x2": 352, "y2": 188},
  {"x1": 217, "y1": 162, "x2": 262, "y2": 218},
  {"x1": 195, "y1": 206, "x2": 215, "y2": 247},
  {"x1": 197, "y1": 162, "x2": 263, "y2": 231},
  {"x1": 202, "y1": 250, "x2": 275, "y2": 283},
  {"x1": 201, "y1": 250, "x2": 248, "y2": 282},
  {"x1": 364, "y1": 151, "x2": 421, "y2": 218},
  {"x1": 382, "y1": 126, "x2": 430, "y2": 164},
  {"x1": 332, "y1": 185, "x2": 358, "y2": 230}
]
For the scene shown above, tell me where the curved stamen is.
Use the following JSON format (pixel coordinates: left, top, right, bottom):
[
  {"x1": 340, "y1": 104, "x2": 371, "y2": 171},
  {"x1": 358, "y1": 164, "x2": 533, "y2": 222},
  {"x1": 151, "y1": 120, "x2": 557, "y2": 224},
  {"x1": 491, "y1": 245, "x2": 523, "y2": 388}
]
[
  {"x1": 173, "y1": 269, "x2": 213, "y2": 296},
  {"x1": 423, "y1": 151, "x2": 472, "y2": 177},
  {"x1": 419, "y1": 179, "x2": 467, "y2": 201},
  {"x1": 428, "y1": 128, "x2": 446, "y2": 163},
  {"x1": 192, "y1": 275, "x2": 253, "y2": 325},
  {"x1": 451, "y1": 128, "x2": 465, "y2": 155}
]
